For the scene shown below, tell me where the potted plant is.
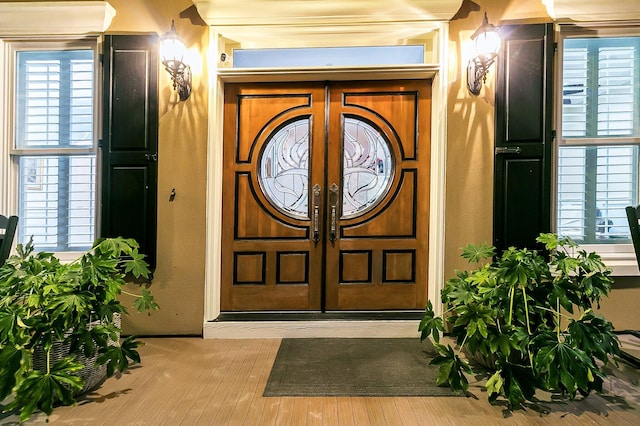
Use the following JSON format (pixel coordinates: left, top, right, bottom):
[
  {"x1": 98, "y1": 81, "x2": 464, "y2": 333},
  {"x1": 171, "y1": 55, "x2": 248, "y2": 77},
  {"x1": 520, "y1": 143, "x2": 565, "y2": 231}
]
[
  {"x1": 419, "y1": 233, "x2": 620, "y2": 409},
  {"x1": 0, "y1": 237, "x2": 159, "y2": 422}
]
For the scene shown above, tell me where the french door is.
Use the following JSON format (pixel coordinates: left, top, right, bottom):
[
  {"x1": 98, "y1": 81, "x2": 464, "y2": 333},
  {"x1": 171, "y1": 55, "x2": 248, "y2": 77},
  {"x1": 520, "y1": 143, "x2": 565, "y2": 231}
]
[{"x1": 221, "y1": 80, "x2": 431, "y2": 311}]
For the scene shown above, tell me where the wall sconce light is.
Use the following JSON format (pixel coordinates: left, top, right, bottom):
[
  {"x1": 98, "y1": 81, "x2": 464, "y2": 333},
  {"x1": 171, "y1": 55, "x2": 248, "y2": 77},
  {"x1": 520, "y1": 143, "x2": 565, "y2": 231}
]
[
  {"x1": 467, "y1": 12, "x2": 501, "y2": 95},
  {"x1": 160, "y1": 20, "x2": 191, "y2": 101}
]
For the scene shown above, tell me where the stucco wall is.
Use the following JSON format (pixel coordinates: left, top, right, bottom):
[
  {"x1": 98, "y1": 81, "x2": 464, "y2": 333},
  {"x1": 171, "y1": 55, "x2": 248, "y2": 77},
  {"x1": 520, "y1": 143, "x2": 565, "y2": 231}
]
[
  {"x1": 106, "y1": 0, "x2": 208, "y2": 335},
  {"x1": 2, "y1": 0, "x2": 639, "y2": 333}
]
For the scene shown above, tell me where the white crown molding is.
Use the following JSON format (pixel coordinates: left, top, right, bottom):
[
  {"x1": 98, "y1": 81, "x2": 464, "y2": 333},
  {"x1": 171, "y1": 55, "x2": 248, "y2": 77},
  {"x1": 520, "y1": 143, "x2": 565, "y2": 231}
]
[
  {"x1": 542, "y1": 0, "x2": 640, "y2": 21},
  {"x1": 0, "y1": 1, "x2": 116, "y2": 36},
  {"x1": 193, "y1": 0, "x2": 462, "y2": 47},
  {"x1": 194, "y1": 0, "x2": 463, "y2": 26}
]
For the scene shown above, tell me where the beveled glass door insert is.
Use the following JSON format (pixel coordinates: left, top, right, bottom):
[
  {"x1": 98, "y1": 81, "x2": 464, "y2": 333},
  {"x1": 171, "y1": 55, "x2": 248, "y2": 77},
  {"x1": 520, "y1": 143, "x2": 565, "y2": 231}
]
[
  {"x1": 342, "y1": 117, "x2": 394, "y2": 218},
  {"x1": 259, "y1": 119, "x2": 310, "y2": 219}
]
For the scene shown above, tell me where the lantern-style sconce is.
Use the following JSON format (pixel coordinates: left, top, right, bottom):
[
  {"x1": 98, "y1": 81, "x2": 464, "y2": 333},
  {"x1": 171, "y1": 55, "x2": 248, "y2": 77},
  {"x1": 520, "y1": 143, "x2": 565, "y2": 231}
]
[
  {"x1": 467, "y1": 12, "x2": 501, "y2": 95},
  {"x1": 160, "y1": 20, "x2": 191, "y2": 101}
]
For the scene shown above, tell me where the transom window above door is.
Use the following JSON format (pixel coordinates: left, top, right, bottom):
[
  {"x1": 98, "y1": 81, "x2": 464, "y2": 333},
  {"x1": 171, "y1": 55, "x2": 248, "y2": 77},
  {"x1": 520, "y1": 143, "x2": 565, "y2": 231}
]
[{"x1": 232, "y1": 46, "x2": 425, "y2": 68}]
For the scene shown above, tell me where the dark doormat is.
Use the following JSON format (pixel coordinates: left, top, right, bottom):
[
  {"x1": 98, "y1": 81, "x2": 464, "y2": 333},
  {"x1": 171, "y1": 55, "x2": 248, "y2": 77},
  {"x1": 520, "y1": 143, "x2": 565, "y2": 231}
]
[{"x1": 263, "y1": 337, "x2": 459, "y2": 397}]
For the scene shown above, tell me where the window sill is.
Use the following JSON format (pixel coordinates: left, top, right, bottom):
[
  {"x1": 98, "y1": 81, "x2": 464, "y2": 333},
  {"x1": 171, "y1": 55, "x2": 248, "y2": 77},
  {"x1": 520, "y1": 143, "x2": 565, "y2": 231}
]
[
  {"x1": 580, "y1": 243, "x2": 640, "y2": 276},
  {"x1": 47, "y1": 251, "x2": 86, "y2": 264}
]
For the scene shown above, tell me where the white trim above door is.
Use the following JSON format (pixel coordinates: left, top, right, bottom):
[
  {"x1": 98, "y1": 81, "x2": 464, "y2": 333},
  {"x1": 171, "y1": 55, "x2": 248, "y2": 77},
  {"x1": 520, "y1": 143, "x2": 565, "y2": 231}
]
[{"x1": 193, "y1": 0, "x2": 462, "y2": 48}]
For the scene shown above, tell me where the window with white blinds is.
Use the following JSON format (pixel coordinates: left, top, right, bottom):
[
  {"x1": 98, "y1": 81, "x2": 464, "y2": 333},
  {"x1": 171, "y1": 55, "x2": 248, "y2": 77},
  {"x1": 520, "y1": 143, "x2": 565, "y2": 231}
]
[
  {"x1": 557, "y1": 36, "x2": 640, "y2": 244},
  {"x1": 13, "y1": 48, "x2": 97, "y2": 251}
]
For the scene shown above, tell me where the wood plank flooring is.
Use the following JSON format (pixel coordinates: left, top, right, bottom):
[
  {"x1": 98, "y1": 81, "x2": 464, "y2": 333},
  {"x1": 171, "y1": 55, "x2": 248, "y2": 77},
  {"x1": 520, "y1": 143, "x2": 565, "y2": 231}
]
[{"x1": 15, "y1": 337, "x2": 640, "y2": 425}]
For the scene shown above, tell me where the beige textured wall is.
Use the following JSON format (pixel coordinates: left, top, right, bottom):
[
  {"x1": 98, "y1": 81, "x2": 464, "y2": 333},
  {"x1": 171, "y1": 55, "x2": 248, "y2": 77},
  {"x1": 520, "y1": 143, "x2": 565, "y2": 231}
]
[
  {"x1": 597, "y1": 277, "x2": 640, "y2": 331},
  {"x1": 107, "y1": 0, "x2": 208, "y2": 335},
  {"x1": 3, "y1": 0, "x2": 639, "y2": 333}
]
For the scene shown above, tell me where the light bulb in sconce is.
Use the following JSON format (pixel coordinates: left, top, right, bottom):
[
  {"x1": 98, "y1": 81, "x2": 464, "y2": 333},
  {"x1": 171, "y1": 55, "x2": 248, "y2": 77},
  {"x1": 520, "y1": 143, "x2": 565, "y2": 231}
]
[
  {"x1": 160, "y1": 20, "x2": 191, "y2": 101},
  {"x1": 467, "y1": 12, "x2": 501, "y2": 95}
]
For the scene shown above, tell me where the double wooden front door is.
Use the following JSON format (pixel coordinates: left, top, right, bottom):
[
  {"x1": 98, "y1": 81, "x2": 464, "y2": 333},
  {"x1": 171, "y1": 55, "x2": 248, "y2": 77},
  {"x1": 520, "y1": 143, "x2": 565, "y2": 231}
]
[{"x1": 221, "y1": 80, "x2": 431, "y2": 311}]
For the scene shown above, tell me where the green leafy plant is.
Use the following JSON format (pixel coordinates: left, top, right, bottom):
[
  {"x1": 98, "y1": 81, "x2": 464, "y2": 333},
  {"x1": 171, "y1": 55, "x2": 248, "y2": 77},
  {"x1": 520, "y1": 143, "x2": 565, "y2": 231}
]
[
  {"x1": 419, "y1": 233, "x2": 620, "y2": 409},
  {"x1": 0, "y1": 237, "x2": 159, "y2": 422}
]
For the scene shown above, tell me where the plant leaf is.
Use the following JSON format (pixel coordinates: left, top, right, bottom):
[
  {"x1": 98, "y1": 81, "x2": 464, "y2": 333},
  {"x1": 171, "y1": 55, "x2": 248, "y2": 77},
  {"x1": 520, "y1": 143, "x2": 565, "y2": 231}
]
[
  {"x1": 418, "y1": 301, "x2": 443, "y2": 343},
  {"x1": 132, "y1": 288, "x2": 160, "y2": 313},
  {"x1": 0, "y1": 344, "x2": 29, "y2": 400},
  {"x1": 485, "y1": 370, "x2": 504, "y2": 398},
  {"x1": 5, "y1": 357, "x2": 83, "y2": 422},
  {"x1": 97, "y1": 336, "x2": 143, "y2": 377},
  {"x1": 429, "y1": 344, "x2": 471, "y2": 394},
  {"x1": 460, "y1": 242, "x2": 495, "y2": 264}
]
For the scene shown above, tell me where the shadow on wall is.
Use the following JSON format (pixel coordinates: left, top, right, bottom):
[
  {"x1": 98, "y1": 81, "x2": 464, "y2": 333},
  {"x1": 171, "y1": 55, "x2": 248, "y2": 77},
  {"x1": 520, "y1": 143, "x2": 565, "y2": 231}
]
[
  {"x1": 443, "y1": 0, "x2": 507, "y2": 274},
  {"x1": 452, "y1": 0, "x2": 481, "y2": 20}
]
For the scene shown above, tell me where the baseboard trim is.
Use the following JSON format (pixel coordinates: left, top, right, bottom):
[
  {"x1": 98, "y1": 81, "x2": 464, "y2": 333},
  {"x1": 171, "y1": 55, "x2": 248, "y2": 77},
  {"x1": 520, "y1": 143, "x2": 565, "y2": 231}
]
[{"x1": 203, "y1": 319, "x2": 421, "y2": 339}]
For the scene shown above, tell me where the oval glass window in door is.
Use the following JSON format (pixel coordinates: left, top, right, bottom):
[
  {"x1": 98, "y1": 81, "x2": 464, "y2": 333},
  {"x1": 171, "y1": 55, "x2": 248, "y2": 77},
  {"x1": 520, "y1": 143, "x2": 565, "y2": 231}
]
[
  {"x1": 342, "y1": 117, "x2": 394, "y2": 218},
  {"x1": 259, "y1": 118, "x2": 310, "y2": 219}
]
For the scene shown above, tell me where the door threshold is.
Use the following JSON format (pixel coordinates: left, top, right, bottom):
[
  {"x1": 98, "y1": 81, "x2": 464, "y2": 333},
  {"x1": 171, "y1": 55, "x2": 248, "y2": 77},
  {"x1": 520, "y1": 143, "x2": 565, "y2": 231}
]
[
  {"x1": 216, "y1": 311, "x2": 423, "y2": 322},
  {"x1": 203, "y1": 311, "x2": 423, "y2": 339}
]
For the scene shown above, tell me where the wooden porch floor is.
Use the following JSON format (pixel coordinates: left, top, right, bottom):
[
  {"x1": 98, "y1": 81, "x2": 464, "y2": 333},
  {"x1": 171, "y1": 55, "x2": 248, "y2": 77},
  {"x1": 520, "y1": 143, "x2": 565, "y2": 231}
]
[{"x1": 19, "y1": 337, "x2": 640, "y2": 425}]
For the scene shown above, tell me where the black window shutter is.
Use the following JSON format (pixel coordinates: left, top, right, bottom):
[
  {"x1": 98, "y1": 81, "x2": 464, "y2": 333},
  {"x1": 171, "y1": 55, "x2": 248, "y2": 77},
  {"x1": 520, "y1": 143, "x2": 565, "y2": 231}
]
[
  {"x1": 101, "y1": 35, "x2": 159, "y2": 269},
  {"x1": 493, "y1": 24, "x2": 554, "y2": 252}
]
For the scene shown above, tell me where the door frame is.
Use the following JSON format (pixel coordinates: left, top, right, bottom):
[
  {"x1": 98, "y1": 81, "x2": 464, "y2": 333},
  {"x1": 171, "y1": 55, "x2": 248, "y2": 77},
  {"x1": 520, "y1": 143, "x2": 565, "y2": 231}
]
[{"x1": 203, "y1": 32, "x2": 450, "y2": 337}]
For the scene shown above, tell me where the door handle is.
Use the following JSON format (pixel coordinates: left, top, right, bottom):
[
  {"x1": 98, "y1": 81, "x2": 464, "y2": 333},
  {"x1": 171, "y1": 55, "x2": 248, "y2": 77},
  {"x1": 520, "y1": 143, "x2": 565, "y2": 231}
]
[
  {"x1": 329, "y1": 183, "x2": 339, "y2": 243},
  {"x1": 312, "y1": 184, "x2": 322, "y2": 244},
  {"x1": 495, "y1": 146, "x2": 521, "y2": 155}
]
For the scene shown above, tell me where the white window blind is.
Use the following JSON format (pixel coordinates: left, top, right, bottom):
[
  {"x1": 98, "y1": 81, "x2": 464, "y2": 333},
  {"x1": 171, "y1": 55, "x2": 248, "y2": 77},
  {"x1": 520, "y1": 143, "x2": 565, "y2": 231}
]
[
  {"x1": 557, "y1": 36, "x2": 640, "y2": 244},
  {"x1": 14, "y1": 49, "x2": 96, "y2": 251}
]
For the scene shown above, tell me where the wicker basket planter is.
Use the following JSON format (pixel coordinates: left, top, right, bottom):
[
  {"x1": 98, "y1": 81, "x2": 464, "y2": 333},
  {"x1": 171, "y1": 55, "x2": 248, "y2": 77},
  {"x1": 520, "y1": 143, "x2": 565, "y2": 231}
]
[{"x1": 31, "y1": 314, "x2": 121, "y2": 395}]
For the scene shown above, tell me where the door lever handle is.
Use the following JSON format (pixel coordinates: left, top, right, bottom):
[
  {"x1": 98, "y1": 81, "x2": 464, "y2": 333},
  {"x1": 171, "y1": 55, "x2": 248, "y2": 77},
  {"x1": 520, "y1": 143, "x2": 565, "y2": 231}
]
[
  {"x1": 329, "y1": 183, "x2": 339, "y2": 243},
  {"x1": 495, "y1": 146, "x2": 521, "y2": 155},
  {"x1": 312, "y1": 184, "x2": 321, "y2": 244}
]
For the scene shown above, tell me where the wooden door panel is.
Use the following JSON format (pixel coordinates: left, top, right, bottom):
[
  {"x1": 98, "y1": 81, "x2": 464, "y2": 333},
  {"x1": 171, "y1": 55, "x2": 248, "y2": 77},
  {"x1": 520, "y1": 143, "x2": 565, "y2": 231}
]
[
  {"x1": 383, "y1": 249, "x2": 416, "y2": 281},
  {"x1": 338, "y1": 283, "x2": 418, "y2": 309},
  {"x1": 235, "y1": 95, "x2": 313, "y2": 162},
  {"x1": 227, "y1": 282, "x2": 310, "y2": 310},
  {"x1": 222, "y1": 83, "x2": 325, "y2": 311},
  {"x1": 326, "y1": 80, "x2": 430, "y2": 310},
  {"x1": 342, "y1": 93, "x2": 418, "y2": 160},
  {"x1": 340, "y1": 251, "x2": 372, "y2": 283},
  {"x1": 341, "y1": 170, "x2": 417, "y2": 238},
  {"x1": 235, "y1": 174, "x2": 308, "y2": 239}
]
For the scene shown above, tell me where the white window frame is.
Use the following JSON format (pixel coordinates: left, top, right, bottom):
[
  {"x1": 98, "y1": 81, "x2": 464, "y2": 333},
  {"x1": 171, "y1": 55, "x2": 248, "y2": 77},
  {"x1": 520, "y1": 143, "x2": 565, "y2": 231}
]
[
  {"x1": 0, "y1": 37, "x2": 101, "y2": 260},
  {"x1": 555, "y1": 22, "x2": 640, "y2": 275},
  {"x1": 0, "y1": 1, "x2": 113, "y2": 261}
]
